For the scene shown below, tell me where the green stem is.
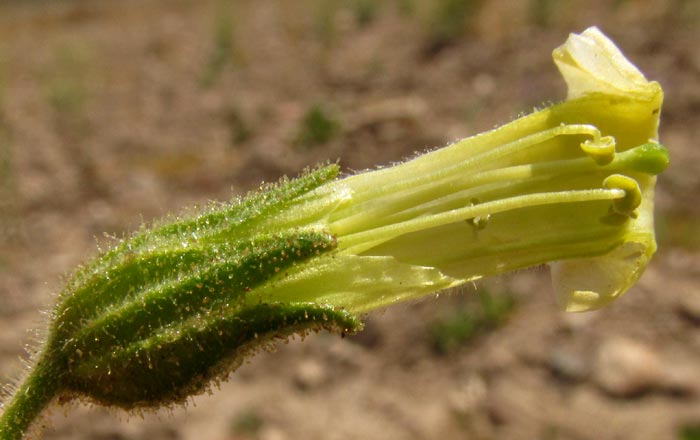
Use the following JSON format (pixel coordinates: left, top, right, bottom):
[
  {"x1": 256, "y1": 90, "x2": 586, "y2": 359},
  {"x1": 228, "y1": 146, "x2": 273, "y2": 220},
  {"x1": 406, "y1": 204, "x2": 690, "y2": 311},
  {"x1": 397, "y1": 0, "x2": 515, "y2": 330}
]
[{"x1": 0, "y1": 354, "x2": 61, "y2": 440}]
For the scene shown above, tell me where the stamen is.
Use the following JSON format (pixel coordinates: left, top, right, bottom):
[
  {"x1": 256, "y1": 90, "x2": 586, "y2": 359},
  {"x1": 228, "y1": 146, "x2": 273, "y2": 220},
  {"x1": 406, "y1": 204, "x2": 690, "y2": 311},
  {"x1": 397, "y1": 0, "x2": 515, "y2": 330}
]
[
  {"x1": 338, "y1": 188, "x2": 625, "y2": 255},
  {"x1": 339, "y1": 124, "x2": 604, "y2": 207},
  {"x1": 331, "y1": 124, "x2": 605, "y2": 235}
]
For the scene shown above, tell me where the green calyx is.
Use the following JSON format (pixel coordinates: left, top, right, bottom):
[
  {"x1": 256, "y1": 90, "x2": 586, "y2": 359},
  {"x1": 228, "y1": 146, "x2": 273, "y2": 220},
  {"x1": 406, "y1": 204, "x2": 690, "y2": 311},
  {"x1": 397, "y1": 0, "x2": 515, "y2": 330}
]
[
  {"x1": 0, "y1": 165, "x2": 362, "y2": 440},
  {"x1": 63, "y1": 301, "x2": 360, "y2": 408},
  {"x1": 48, "y1": 165, "x2": 363, "y2": 410}
]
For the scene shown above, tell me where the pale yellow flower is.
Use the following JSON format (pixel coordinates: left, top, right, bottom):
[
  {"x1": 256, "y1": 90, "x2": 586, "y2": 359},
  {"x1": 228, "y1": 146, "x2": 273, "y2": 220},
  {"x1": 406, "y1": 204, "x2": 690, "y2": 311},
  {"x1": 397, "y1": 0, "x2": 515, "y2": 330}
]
[{"x1": 250, "y1": 27, "x2": 668, "y2": 312}]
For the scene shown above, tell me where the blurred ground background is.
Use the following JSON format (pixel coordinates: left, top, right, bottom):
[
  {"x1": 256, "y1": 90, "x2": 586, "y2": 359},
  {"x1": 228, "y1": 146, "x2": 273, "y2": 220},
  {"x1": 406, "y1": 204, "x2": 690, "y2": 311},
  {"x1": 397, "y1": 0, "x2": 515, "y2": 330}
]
[{"x1": 0, "y1": 0, "x2": 699, "y2": 439}]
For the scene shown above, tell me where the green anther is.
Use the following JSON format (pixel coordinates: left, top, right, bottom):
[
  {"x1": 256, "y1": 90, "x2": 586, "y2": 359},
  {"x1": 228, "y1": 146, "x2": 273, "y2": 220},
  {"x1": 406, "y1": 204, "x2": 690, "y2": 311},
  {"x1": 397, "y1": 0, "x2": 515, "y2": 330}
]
[
  {"x1": 581, "y1": 135, "x2": 616, "y2": 165},
  {"x1": 603, "y1": 174, "x2": 642, "y2": 218}
]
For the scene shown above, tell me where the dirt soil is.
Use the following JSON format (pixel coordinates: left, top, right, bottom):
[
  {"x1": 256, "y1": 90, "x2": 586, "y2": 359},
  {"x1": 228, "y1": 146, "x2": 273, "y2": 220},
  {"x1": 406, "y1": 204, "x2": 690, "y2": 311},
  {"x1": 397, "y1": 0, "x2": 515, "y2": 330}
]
[{"x1": 1, "y1": 1, "x2": 699, "y2": 439}]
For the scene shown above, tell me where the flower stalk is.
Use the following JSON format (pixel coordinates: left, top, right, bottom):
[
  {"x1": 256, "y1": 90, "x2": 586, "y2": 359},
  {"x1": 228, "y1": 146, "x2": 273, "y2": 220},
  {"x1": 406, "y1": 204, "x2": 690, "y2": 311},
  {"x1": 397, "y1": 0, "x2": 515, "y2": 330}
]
[{"x1": 1, "y1": 27, "x2": 668, "y2": 439}]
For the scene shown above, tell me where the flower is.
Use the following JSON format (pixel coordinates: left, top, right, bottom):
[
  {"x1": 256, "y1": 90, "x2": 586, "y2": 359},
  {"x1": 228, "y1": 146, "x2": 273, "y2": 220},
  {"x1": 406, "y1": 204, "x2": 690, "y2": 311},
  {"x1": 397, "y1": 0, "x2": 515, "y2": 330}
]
[
  {"x1": 0, "y1": 28, "x2": 669, "y2": 440},
  {"x1": 247, "y1": 27, "x2": 668, "y2": 312}
]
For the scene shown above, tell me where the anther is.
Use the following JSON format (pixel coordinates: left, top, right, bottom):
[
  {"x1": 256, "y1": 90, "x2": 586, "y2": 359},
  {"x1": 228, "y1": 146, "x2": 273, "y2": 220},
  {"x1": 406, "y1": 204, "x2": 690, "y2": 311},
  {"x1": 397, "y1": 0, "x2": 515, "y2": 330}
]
[
  {"x1": 581, "y1": 136, "x2": 616, "y2": 165},
  {"x1": 603, "y1": 174, "x2": 642, "y2": 219}
]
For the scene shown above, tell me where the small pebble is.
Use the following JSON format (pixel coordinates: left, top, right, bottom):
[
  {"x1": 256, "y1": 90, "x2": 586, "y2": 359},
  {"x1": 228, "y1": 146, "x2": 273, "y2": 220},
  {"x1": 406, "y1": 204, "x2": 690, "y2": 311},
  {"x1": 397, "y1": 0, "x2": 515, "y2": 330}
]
[
  {"x1": 548, "y1": 348, "x2": 589, "y2": 382},
  {"x1": 677, "y1": 290, "x2": 700, "y2": 324},
  {"x1": 259, "y1": 426, "x2": 287, "y2": 440},
  {"x1": 593, "y1": 337, "x2": 664, "y2": 397},
  {"x1": 293, "y1": 359, "x2": 327, "y2": 391},
  {"x1": 446, "y1": 374, "x2": 488, "y2": 415}
]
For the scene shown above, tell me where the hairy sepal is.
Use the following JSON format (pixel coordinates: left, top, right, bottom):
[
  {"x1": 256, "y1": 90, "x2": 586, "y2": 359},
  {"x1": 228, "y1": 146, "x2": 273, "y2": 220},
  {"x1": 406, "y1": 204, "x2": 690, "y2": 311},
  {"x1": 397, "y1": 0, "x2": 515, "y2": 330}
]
[
  {"x1": 39, "y1": 165, "x2": 363, "y2": 410},
  {"x1": 61, "y1": 302, "x2": 361, "y2": 409}
]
